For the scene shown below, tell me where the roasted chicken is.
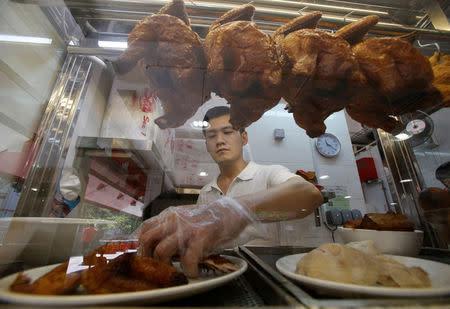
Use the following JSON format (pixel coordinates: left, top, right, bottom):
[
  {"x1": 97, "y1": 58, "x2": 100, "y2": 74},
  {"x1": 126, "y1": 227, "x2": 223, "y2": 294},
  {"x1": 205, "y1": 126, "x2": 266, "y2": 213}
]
[
  {"x1": 114, "y1": 0, "x2": 210, "y2": 129},
  {"x1": 275, "y1": 15, "x2": 377, "y2": 137},
  {"x1": 429, "y1": 52, "x2": 450, "y2": 107},
  {"x1": 346, "y1": 35, "x2": 443, "y2": 132},
  {"x1": 204, "y1": 4, "x2": 282, "y2": 129}
]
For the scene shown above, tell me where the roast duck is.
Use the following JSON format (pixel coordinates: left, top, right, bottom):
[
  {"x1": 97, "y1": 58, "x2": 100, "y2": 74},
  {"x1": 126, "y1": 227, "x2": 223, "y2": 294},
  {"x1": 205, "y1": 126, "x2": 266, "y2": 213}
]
[{"x1": 115, "y1": 0, "x2": 445, "y2": 137}]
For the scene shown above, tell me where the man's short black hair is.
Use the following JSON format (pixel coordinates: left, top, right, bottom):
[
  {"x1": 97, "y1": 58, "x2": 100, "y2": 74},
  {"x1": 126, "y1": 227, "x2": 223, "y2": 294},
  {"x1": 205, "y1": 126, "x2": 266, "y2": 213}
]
[
  {"x1": 435, "y1": 161, "x2": 450, "y2": 187},
  {"x1": 202, "y1": 106, "x2": 244, "y2": 135}
]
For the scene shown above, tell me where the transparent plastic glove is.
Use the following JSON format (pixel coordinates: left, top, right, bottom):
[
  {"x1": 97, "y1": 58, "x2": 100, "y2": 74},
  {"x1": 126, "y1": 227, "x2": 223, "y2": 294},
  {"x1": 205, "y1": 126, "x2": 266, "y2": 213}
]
[{"x1": 138, "y1": 197, "x2": 255, "y2": 278}]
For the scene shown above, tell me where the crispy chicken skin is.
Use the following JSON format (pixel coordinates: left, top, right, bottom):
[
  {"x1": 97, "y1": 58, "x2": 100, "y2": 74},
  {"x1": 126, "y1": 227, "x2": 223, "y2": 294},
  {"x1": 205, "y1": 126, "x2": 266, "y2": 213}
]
[
  {"x1": 279, "y1": 29, "x2": 366, "y2": 137},
  {"x1": 82, "y1": 252, "x2": 187, "y2": 294},
  {"x1": 209, "y1": 4, "x2": 255, "y2": 32},
  {"x1": 346, "y1": 36, "x2": 442, "y2": 132},
  {"x1": 114, "y1": 0, "x2": 210, "y2": 129},
  {"x1": 204, "y1": 5, "x2": 282, "y2": 129},
  {"x1": 429, "y1": 52, "x2": 450, "y2": 107},
  {"x1": 335, "y1": 15, "x2": 379, "y2": 45},
  {"x1": 274, "y1": 15, "x2": 375, "y2": 137},
  {"x1": 9, "y1": 262, "x2": 82, "y2": 295}
]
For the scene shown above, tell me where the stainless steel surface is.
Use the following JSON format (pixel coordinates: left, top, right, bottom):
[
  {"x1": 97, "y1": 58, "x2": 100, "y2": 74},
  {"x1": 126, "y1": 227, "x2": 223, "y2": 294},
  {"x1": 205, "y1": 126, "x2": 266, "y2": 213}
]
[
  {"x1": 58, "y1": 0, "x2": 450, "y2": 42},
  {"x1": 40, "y1": 0, "x2": 84, "y2": 45},
  {"x1": 423, "y1": 0, "x2": 450, "y2": 31},
  {"x1": 15, "y1": 55, "x2": 94, "y2": 217},
  {"x1": 376, "y1": 129, "x2": 445, "y2": 248}
]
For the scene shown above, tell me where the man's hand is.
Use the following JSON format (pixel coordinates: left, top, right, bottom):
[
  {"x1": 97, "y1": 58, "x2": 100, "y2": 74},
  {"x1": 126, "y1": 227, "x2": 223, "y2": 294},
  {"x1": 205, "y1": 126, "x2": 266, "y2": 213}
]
[{"x1": 138, "y1": 197, "x2": 249, "y2": 278}]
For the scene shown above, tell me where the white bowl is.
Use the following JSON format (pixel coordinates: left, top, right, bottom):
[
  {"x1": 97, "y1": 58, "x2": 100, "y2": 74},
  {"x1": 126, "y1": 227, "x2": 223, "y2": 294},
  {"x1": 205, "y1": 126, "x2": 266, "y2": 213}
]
[
  {"x1": 336, "y1": 227, "x2": 424, "y2": 256},
  {"x1": 0, "y1": 217, "x2": 115, "y2": 267}
]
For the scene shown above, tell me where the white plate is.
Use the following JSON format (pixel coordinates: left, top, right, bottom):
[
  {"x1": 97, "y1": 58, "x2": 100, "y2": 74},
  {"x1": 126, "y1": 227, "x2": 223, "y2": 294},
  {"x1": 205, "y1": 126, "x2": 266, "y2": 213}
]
[
  {"x1": 0, "y1": 256, "x2": 247, "y2": 306},
  {"x1": 276, "y1": 253, "x2": 450, "y2": 298}
]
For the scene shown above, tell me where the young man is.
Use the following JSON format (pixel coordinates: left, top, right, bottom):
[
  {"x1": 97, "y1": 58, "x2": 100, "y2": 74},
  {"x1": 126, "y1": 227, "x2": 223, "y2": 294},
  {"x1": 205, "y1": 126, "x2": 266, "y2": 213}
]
[{"x1": 139, "y1": 106, "x2": 323, "y2": 277}]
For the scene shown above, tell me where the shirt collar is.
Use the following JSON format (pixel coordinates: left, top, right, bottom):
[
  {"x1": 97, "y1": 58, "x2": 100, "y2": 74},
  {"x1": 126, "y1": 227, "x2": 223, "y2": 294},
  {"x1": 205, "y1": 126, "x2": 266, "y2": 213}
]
[{"x1": 204, "y1": 161, "x2": 257, "y2": 192}]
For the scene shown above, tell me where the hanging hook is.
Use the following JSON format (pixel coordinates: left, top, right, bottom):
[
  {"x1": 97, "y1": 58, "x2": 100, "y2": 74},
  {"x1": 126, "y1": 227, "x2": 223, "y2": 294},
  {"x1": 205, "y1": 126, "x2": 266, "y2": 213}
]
[
  {"x1": 417, "y1": 40, "x2": 440, "y2": 54},
  {"x1": 298, "y1": 7, "x2": 308, "y2": 16},
  {"x1": 343, "y1": 11, "x2": 355, "y2": 23}
]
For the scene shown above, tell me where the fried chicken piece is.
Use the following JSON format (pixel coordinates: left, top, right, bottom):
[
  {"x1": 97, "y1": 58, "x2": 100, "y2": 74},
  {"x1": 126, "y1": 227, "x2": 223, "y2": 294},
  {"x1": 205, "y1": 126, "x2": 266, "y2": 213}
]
[
  {"x1": 9, "y1": 273, "x2": 34, "y2": 294},
  {"x1": 344, "y1": 218, "x2": 363, "y2": 229},
  {"x1": 10, "y1": 262, "x2": 82, "y2": 295},
  {"x1": 130, "y1": 254, "x2": 188, "y2": 287},
  {"x1": 81, "y1": 253, "x2": 160, "y2": 294},
  {"x1": 204, "y1": 5, "x2": 282, "y2": 129},
  {"x1": 275, "y1": 15, "x2": 376, "y2": 137},
  {"x1": 114, "y1": 0, "x2": 210, "y2": 129},
  {"x1": 429, "y1": 52, "x2": 450, "y2": 107},
  {"x1": 360, "y1": 213, "x2": 415, "y2": 231},
  {"x1": 346, "y1": 36, "x2": 442, "y2": 132},
  {"x1": 199, "y1": 254, "x2": 239, "y2": 273}
]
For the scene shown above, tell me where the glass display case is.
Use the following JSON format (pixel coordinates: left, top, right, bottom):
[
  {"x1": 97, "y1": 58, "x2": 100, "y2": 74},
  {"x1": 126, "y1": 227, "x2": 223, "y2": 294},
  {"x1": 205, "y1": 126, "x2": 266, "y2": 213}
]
[{"x1": 0, "y1": 0, "x2": 449, "y2": 307}]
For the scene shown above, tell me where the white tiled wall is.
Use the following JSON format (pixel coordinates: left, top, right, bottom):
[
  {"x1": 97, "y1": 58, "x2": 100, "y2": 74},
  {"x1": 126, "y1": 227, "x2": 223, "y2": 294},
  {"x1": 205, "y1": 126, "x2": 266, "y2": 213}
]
[
  {"x1": 413, "y1": 108, "x2": 450, "y2": 189},
  {"x1": 245, "y1": 105, "x2": 365, "y2": 247}
]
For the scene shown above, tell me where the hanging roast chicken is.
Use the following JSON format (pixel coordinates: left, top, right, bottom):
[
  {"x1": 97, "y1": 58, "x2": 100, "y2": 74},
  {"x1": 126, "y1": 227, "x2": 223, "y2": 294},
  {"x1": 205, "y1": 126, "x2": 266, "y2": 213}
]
[
  {"x1": 429, "y1": 52, "x2": 450, "y2": 107},
  {"x1": 114, "y1": 0, "x2": 210, "y2": 129},
  {"x1": 345, "y1": 33, "x2": 443, "y2": 133},
  {"x1": 274, "y1": 14, "x2": 379, "y2": 137},
  {"x1": 204, "y1": 4, "x2": 282, "y2": 129}
]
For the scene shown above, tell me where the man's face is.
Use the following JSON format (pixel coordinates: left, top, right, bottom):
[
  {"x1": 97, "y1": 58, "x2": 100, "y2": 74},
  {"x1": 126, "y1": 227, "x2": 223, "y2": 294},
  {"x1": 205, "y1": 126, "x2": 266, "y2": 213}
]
[{"x1": 204, "y1": 114, "x2": 248, "y2": 165}]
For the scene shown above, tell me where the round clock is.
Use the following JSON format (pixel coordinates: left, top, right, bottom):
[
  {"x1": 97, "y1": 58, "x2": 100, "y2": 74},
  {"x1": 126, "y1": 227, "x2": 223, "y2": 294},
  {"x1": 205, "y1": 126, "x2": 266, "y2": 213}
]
[{"x1": 315, "y1": 133, "x2": 341, "y2": 157}]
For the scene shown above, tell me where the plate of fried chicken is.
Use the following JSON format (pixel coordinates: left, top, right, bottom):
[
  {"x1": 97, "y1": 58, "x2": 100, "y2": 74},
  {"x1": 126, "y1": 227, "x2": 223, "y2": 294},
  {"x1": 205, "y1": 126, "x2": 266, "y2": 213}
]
[{"x1": 0, "y1": 247, "x2": 247, "y2": 306}]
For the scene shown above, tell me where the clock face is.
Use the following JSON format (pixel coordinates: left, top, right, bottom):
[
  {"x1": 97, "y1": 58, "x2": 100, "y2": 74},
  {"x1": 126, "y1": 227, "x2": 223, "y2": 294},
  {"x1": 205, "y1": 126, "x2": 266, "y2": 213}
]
[{"x1": 315, "y1": 133, "x2": 341, "y2": 157}]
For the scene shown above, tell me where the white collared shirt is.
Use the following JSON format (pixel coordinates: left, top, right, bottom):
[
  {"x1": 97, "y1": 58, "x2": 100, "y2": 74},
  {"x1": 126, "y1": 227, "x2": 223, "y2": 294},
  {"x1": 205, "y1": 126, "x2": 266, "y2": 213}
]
[{"x1": 197, "y1": 161, "x2": 302, "y2": 205}]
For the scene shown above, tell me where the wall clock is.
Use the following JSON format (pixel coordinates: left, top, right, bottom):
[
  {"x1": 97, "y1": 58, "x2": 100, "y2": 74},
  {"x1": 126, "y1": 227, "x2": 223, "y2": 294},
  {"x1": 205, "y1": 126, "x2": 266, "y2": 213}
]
[{"x1": 315, "y1": 133, "x2": 341, "y2": 157}]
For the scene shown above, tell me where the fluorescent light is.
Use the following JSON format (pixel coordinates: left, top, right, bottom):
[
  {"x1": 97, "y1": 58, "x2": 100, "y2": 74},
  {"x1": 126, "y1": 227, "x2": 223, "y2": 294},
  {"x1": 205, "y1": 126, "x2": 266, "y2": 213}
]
[
  {"x1": 395, "y1": 133, "x2": 411, "y2": 141},
  {"x1": 0, "y1": 34, "x2": 52, "y2": 45},
  {"x1": 191, "y1": 120, "x2": 210, "y2": 130},
  {"x1": 98, "y1": 40, "x2": 127, "y2": 49},
  {"x1": 198, "y1": 171, "x2": 208, "y2": 177},
  {"x1": 344, "y1": 195, "x2": 352, "y2": 199},
  {"x1": 31, "y1": 188, "x2": 38, "y2": 192},
  {"x1": 319, "y1": 175, "x2": 330, "y2": 179},
  {"x1": 400, "y1": 179, "x2": 413, "y2": 183},
  {"x1": 390, "y1": 202, "x2": 397, "y2": 205}
]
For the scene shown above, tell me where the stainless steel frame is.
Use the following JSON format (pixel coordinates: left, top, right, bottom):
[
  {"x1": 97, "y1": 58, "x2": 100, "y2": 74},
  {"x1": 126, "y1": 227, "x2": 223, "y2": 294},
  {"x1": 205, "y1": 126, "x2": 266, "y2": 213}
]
[
  {"x1": 15, "y1": 55, "x2": 95, "y2": 217},
  {"x1": 376, "y1": 130, "x2": 445, "y2": 248}
]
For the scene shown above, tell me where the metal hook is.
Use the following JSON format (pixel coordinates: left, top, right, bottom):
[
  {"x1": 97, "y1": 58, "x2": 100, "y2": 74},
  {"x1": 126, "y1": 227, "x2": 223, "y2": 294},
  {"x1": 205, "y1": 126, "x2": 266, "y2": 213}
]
[
  {"x1": 417, "y1": 40, "x2": 440, "y2": 54},
  {"x1": 343, "y1": 11, "x2": 354, "y2": 23},
  {"x1": 298, "y1": 7, "x2": 308, "y2": 16},
  {"x1": 189, "y1": 0, "x2": 197, "y2": 7}
]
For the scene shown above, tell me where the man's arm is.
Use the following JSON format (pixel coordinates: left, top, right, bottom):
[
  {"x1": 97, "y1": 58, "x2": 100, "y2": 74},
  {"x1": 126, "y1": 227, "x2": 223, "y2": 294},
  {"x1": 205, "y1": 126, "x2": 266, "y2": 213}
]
[{"x1": 236, "y1": 177, "x2": 323, "y2": 222}]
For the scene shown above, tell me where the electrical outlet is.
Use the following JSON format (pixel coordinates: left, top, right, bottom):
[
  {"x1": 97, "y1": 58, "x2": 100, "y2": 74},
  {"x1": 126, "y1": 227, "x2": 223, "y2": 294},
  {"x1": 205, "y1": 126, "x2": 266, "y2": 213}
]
[{"x1": 325, "y1": 209, "x2": 343, "y2": 225}]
